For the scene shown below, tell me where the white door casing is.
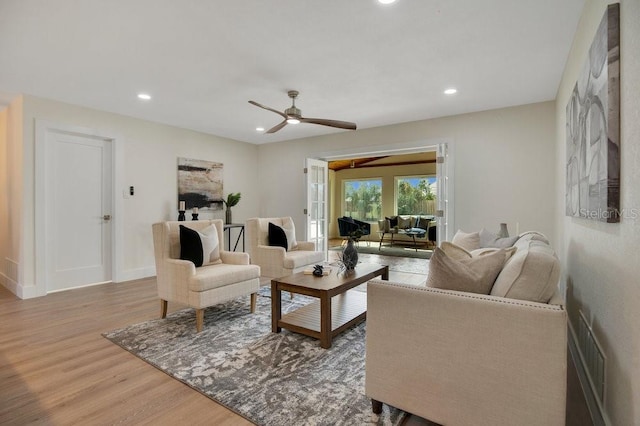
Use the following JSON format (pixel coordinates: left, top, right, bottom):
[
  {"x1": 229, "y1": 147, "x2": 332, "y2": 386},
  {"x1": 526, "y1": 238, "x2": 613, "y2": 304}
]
[
  {"x1": 436, "y1": 142, "x2": 453, "y2": 243},
  {"x1": 35, "y1": 122, "x2": 120, "y2": 295},
  {"x1": 305, "y1": 158, "x2": 329, "y2": 256}
]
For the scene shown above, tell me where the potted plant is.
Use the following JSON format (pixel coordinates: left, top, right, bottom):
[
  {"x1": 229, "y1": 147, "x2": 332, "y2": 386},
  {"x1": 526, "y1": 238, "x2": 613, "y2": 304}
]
[{"x1": 222, "y1": 192, "x2": 241, "y2": 224}]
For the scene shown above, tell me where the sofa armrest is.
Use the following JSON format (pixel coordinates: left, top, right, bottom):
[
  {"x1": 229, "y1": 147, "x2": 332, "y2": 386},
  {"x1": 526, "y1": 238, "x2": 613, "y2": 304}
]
[
  {"x1": 157, "y1": 258, "x2": 197, "y2": 302},
  {"x1": 295, "y1": 241, "x2": 316, "y2": 251},
  {"x1": 365, "y1": 280, "x2": 567, "y2": 426},
  {"x1": 220, "y1": 250, "x2": 250, "y2": 265},
  {"x1": 164, "y1": 258, "x2": 196, "y2": 275}
]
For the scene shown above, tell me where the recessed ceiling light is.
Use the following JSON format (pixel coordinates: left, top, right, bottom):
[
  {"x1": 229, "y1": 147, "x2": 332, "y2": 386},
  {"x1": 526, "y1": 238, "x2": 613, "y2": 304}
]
[
  {"x1": 256, "y1": 127, "x2": 265, "y2": 132},
  {"x1": 444, "y1": 88, "x2": 457, "y2": 95},
  {"x1": 378, "y1": 0, "x2": 397, "y2": 4},
  {"x1": 137, "y1": 93, "x2": 151, "y2": 100}
]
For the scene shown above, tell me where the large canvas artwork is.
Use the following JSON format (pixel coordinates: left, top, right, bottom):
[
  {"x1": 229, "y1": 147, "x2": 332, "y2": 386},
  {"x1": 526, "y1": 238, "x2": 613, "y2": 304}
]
[
  {"x1": 566, "y1": 3, "x2": 620, "y2": 223},
  {"x1": 177, "y1": 157, "x2": 224, "y2": 210}
]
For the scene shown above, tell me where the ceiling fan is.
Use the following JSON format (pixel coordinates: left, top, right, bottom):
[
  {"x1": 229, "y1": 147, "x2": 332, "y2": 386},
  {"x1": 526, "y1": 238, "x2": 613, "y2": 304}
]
[{"x1": 249, "y1": 90, "x2": 357, "y2": 134}]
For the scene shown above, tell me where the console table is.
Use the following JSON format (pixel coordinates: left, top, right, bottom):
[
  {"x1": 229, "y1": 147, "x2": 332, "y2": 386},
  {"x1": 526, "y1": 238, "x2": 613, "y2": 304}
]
[{"x1": 223, "y1": 223, "x2": 245, "y2": 252}]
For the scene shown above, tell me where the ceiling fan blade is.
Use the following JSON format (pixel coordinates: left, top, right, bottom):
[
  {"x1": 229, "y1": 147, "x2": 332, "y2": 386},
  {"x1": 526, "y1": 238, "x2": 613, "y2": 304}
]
[
  {"x1": 300, "y1": 117, "x2": 357, "y2": 130},
  {"x1": 266, "y1": 120, "x2": 288, "y2": 134},
  {"x1": 248, "y1": 100, "x2": 287, "y2": 119}
]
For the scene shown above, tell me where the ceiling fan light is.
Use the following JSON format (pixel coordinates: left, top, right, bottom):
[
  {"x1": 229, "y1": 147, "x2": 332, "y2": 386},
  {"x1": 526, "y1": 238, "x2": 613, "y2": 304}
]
[{"x1": 286, "y1": 118, "x2": 300, "y2": 124}]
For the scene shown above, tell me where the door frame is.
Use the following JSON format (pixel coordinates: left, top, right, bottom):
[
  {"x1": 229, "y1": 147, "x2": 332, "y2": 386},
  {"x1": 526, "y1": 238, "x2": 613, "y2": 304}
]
[
  {"x1": 34, "y1": 120, "x2": 124, "y2": 297},
  {"x1": 305, "y1": 158, "x2": 329, "y2": 254},
  {"x1": 313, "y1": 138, "x2": 455, "y2": 244}
]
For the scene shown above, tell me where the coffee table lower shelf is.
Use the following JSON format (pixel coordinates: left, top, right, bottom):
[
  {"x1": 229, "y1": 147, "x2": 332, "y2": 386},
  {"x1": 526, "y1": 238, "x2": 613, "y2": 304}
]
[{"x1": 278, "y1": 290, "x2": 366, "y2": 340}]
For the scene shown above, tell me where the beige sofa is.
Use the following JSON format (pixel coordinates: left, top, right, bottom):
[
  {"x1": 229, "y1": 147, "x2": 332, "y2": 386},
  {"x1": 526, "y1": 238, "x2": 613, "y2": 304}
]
[
  {"x1": 377, "y1": 215, "x2": 435, "y2": 247},
  {"x1": 365, "y1": 232, "x2": 567, "y2": 425}
]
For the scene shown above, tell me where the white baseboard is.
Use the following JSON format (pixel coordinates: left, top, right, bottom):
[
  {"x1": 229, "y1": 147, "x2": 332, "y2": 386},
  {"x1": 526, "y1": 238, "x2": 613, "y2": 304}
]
[
  {"x1": 116, "y1": 266, "x2": 156, "y2": 283},
  {"x1": 567, "y1": 320, "x2": 610, "y2": 426},
  {"x1": 0, "y1": 274, "x2": 47, "y2": 299},
  {"x1": 0, "y1": 272, "x2": 17, "y2": 295}
]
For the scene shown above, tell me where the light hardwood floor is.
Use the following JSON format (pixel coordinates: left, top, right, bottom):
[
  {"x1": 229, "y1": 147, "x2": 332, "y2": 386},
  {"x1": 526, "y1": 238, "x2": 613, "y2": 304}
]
[
  {"x1": 0, "y1": 278, "x2": 252, "y2": 425},
  {"x1": 1, "y1": 254, "x2": 592, "y2": 425}
]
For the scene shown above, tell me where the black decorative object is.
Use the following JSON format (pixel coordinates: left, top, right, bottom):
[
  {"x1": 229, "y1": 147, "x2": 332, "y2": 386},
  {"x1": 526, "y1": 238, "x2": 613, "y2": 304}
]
[
  {"x1": 312, "y1": 264, "x2": 324, "y2": 277},
  {"x1": 192, "y1": 213, "x2": 199, "y2": 221},
  {"x1": 178, "y1": 210, "x2": 186, "y2": 221}
]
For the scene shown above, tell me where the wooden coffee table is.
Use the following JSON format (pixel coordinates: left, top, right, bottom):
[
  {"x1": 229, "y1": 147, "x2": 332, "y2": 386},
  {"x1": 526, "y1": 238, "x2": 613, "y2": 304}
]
[{"x1": 271, "y1": 263, "x2": 389, "y2": 349}]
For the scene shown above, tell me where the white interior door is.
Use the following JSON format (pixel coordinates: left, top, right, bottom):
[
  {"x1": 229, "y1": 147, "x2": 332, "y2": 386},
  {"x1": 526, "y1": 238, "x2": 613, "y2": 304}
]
[
  {"x1": 306, "y1": 158, "x2": 328, "y2": 255},
  {"x1": 45, "y1": 130, "x2": 113, "y2": 292}
]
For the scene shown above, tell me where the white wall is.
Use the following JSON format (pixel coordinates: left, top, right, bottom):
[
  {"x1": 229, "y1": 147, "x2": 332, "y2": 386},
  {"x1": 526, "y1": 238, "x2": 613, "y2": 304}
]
[
  {"x1": 4, "y1": 95, "x2": 259, "y2": 297},
  {"x1": 555, "y1": 1, "x2": 640, "y2": 424},
  {"x1": 258, "y1": 101, "x2": 557, "y2": 244}
]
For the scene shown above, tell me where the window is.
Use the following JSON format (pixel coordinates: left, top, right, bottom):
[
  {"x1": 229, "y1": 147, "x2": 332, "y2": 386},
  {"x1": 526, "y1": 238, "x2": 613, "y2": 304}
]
[
  {"x1": 343, "y1": 179, "x2": 382, "y2": 221},
  {"x1": 396, "y1": 176, "x2": 437, "y2": 215}
]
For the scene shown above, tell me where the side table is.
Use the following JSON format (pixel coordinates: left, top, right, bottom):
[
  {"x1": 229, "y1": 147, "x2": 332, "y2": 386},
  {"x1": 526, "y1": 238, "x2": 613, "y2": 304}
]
[{"x1": 223, "y1": 223, "x2": 245, "y2": 252}]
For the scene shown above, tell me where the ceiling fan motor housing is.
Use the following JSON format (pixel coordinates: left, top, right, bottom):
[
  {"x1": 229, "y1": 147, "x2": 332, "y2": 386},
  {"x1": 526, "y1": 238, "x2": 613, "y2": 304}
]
[{"x1": 285, "y1": 106, "x2": 301, "y2": 118}]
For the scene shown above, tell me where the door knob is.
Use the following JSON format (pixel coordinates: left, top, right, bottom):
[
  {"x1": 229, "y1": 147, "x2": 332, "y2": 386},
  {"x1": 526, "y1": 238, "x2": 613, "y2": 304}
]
[{"x1": 103, "y1": 214, "x2": 112, "y2": 221}]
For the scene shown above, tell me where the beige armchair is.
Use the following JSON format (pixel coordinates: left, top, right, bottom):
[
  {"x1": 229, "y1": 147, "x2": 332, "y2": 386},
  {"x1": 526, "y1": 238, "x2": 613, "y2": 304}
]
[
  {"x1": 152, "y1": 220, "x2": 260, "y2": 332},
  {"x1": 245, "y1": 217, "x2": 324, "y2": 278}
]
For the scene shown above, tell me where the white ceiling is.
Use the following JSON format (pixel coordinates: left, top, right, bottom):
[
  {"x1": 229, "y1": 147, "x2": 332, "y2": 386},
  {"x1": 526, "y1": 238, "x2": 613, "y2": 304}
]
[{"x1": 0, "y1": 0, "x2": 585, "y2": 145}]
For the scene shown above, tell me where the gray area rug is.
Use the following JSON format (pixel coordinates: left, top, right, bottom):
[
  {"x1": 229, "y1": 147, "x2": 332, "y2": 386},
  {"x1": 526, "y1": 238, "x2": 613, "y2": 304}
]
[
  {"x1": 330, "y1": 244, "x2": 432, "y2": 260},
  {"x1": 103, "y1": 288, "x2": 407, "y2": 426}
]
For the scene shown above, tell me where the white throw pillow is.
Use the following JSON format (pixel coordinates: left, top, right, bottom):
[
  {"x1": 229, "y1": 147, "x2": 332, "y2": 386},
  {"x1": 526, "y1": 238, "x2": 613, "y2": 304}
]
[
  {"x1": 451, "y1": 229, "x2": 481, "y2": 251},
  {"x1": 281, "y1": 217, "x2": 298, "y2": 250}
]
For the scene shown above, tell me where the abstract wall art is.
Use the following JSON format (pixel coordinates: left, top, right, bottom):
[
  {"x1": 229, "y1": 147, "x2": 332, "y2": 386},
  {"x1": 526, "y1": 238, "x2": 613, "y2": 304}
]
[
  {"x1": 566, "y1": 3, "x2": 620, "y2": 223},
  {"x1": 177, "y1": 157, "x2": 224, "y2": 210}
]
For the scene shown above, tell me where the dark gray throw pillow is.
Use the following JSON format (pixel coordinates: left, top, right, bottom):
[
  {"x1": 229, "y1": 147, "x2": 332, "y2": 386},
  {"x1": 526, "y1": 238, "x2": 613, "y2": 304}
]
[
  {"x1": 268, "y1": 222, "x2": 288, "y2": 251},
  {"x1": 386, "y1": 216, "x2": 398, "y2": 228},
  {"x1": 479, "y1": 228, "x2": 519, "y2": 248},
  {"x1": 180, "y1": 225, "x2": 204, "y2": 266}
]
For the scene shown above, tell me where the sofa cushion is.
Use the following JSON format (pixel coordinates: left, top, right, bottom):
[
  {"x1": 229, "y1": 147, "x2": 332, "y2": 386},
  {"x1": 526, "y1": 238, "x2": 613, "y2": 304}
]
[
  {"x1": 491, "y1": 240, "x2": 560, "y2": 303},
  {"x1": 517, "y1": 231, "x2": 550, "y2": 245},
  {"x1": 451, "y1": 230, "x2": 481, "y2": 251},
  {"x1": 479, "y1": 228, "x2": 519, "y2": 248},
  {"x1": 188, "y1": 263, "x2": 260, "y2": 292},
  {"x1": 179, "y1": 224, "x2": 221, "y2": 267},
  {"x1": 282, "y1": 250, "x2": 325, "y2": 269},
  {"x1": 426, "y1": 247, "x2": 509, "y2": 295}
]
